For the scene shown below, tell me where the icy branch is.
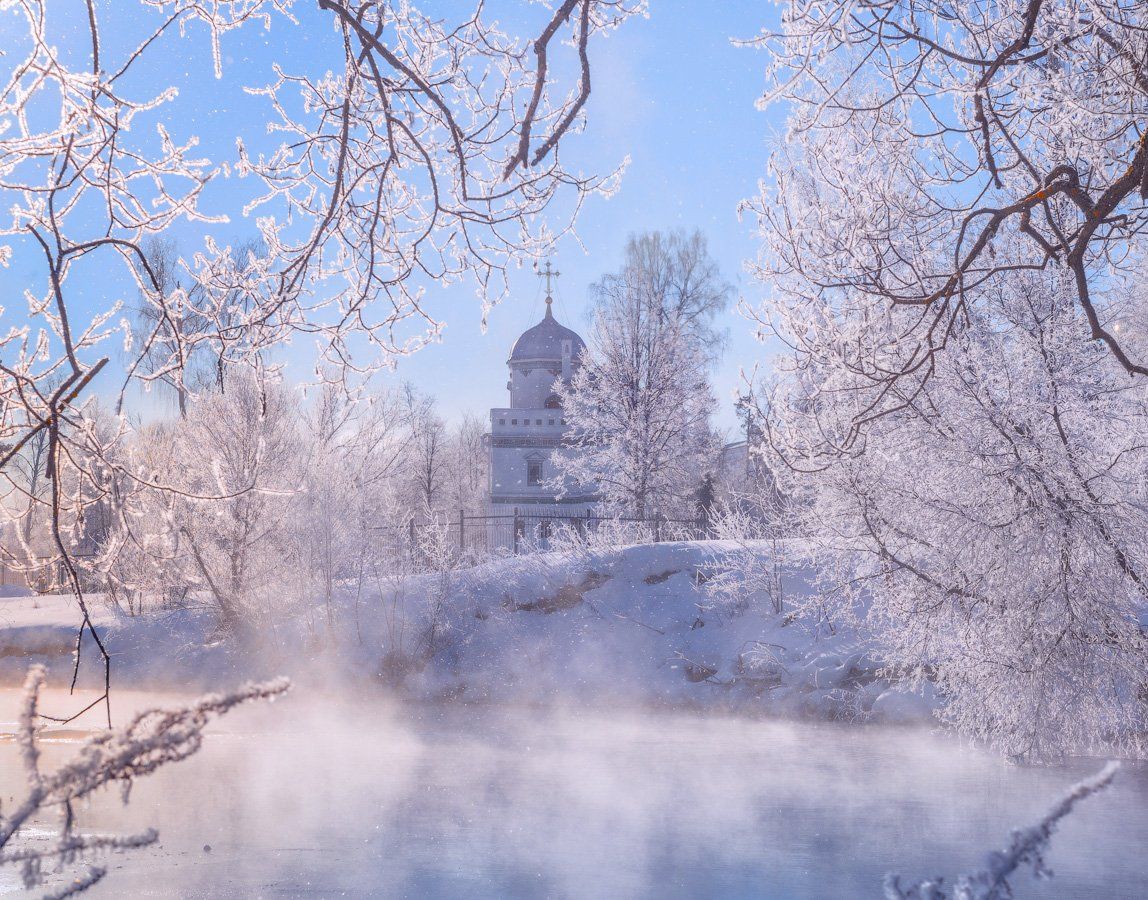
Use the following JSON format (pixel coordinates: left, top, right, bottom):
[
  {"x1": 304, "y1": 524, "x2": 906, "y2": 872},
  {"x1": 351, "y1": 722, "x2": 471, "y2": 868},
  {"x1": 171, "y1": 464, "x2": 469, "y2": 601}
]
[
  {"x1": 0, "y1": 665, "x2": 290, "y2": 897},
  {"x1": 884, "y1": 762, "x2": 1120, "y2": 900}
]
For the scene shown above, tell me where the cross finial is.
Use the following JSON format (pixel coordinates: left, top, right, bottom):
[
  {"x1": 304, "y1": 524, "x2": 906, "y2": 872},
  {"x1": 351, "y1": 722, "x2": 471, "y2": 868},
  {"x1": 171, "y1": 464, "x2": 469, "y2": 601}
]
[{"x1": 536, "y1": 259, "x2": 560, "y2": 314}]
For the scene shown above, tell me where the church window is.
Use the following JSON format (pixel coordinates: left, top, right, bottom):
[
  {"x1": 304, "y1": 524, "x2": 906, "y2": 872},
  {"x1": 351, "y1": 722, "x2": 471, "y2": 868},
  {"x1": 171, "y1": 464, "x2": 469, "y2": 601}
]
[
  {"x1": 536, "y1": 419, "x2": 542, "y2": 425},
  {"x1": 527, "y1": 460, "x2": 543, "y2": 486},
  {"x1": 512, "y1": 419, "x2": 518, "y2": 425},
  {"x1": 499, "y1": 419, "x2": 505, "y2": 426},
  {"x1": 544, "y1": 394, "x2": 561, "y2": 409},
  {"x1": 548, "y1": 419, "x2": 554, "y2": 426}
]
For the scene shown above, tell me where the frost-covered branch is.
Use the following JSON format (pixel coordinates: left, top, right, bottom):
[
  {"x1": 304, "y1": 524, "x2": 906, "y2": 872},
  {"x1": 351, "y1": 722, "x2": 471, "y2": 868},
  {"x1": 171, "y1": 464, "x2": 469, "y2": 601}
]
[
  {"x1": 884, "y1": 762, "x2": 1119, "y2": 900},
  {"x1": 0, "y1": 665, "x2": 289, "y2": 897},
  {"x1": 0, "y1": 0, "x2": 644, "y2": 697},
  {"x1": 747, "y1": 1, "x2": 1148, "y2": 449}
]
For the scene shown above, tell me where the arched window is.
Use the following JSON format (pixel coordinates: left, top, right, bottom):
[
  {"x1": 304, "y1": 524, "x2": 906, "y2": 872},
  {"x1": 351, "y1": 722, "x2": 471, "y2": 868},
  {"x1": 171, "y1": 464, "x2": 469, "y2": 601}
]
[{"x1": 544, "y1": 394, "x2": 561, "y2": 409}]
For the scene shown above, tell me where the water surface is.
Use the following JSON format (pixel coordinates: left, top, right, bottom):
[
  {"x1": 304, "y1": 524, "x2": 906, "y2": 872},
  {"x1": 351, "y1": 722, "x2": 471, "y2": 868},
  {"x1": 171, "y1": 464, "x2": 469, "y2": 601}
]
[{"x1": 0, "y1": 689, "x2": 1143, "y2": 898}]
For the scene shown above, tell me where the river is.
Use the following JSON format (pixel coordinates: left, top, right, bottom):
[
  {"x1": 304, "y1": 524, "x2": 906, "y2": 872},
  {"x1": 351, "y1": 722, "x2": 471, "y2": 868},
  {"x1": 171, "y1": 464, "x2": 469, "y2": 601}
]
[{"x1": 0, "y1": 688, "x2": 1144, "y2": 898}]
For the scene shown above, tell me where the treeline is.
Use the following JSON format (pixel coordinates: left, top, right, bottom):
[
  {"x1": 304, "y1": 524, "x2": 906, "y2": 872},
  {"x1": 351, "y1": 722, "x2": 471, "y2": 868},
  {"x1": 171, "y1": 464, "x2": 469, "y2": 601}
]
[{"x1": 2, "y1": 373, "x2": 488, "y2": 627}]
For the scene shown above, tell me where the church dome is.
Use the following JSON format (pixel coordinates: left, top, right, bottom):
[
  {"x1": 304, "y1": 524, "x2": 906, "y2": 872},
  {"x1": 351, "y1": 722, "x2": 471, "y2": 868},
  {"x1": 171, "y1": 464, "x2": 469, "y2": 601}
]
[{"x1": 508, "y1": 301, "x2": 586, "y2": 363}]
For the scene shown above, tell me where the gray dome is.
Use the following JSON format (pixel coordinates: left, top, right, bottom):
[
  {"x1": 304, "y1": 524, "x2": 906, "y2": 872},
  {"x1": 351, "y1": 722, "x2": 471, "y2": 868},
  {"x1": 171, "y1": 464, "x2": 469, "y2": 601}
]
[{"x1": 508, "y1": 302, "x2": 585, "y2": 362}]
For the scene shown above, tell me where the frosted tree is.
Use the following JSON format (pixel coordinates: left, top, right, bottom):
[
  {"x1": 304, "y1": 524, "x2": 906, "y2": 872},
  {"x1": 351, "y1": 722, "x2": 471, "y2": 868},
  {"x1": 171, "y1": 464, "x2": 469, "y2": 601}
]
[
  {"x1": 738, "y1": 2, "x2": 1148, "y2": 756},
  {"x1": 611, "y1": 230, "x2": 733, "y2": 359},
  {"x1": 401, "y1": 386, "x2": 450, "y2": 516},
  {"x1": 746, "y1": 1, "x2": 1148, "y2": 446},
  {"x1": 0, "y1": 0, "x2": 645, "y2": 698},
  {"x1": 553, "y1": 230, "x2": 728, "y2": 519},
  {"x1": 100, "y1": 373, "x2": 305, "y2": 634},
  {"x1": 750, "y1": 264, "x2": 1148, "y2": 757},
  {"x1": 297, "y1": 380, "x2": 414, "y2": 634},
  {"x1": 443, "y1": 413, "x2": 491, "y2": 514}
]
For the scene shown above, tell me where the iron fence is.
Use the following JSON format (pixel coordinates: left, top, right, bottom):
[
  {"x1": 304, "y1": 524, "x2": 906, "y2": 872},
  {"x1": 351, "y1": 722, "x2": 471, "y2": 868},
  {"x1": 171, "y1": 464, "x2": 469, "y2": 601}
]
[
  {"x1": 0, "y1": 553, "x2": 104, "y2": 594},
  {"x1": 391, "y1": 509, "x2": 709, "y2": 561}
]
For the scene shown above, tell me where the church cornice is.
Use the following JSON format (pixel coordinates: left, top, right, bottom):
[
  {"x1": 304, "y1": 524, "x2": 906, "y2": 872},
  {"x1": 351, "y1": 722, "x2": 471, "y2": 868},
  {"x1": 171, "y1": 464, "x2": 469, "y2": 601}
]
[
  {"x1": 490, "y1": 436, "x2": 564, "y2": 448},
  {"x1": 490, "y1": 494, "x2": 598, "y2": 505}
]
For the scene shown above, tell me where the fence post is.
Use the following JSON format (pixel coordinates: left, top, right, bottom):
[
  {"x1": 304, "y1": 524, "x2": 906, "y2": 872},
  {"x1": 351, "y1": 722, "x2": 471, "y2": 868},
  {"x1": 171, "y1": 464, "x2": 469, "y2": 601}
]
[
  {"x1": 513, "y1": 507, "x2": 520, "y2": 555},
  {"x1": 458, "y1": 508, "x2": 465, "y2": 554}
]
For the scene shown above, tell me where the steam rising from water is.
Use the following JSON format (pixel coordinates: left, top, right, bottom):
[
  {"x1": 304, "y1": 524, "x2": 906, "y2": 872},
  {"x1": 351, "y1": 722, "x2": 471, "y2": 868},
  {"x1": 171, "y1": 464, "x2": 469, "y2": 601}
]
[{"x1": 1, "y1": 689, "x2": 1145, "y2": 898}]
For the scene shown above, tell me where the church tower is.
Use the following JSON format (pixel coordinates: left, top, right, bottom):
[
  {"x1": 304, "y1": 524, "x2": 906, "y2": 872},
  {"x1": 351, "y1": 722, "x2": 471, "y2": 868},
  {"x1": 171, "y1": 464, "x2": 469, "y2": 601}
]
[{"x1": 487, "y1": 263, "x2": 595, "y2": 515}]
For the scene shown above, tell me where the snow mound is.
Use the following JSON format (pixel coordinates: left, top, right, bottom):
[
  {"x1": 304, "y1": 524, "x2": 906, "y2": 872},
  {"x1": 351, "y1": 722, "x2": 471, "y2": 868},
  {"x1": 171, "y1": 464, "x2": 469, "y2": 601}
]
[
  {"x1": 364, "y1": 541, "x2": 931, "y2": 721},
  {"x1": 0, "y1": 542, "x2": 936, "y2": 723}
]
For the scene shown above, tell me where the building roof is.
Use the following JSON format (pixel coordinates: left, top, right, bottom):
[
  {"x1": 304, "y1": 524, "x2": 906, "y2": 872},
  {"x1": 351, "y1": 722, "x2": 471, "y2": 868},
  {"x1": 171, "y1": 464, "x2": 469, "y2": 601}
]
[{"x1": 508, "y1": 299, "x2": 586, "y2": 363}]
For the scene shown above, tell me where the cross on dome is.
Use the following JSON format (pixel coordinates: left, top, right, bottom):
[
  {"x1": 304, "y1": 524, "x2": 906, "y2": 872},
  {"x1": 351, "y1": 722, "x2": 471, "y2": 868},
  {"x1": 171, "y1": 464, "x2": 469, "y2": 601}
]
[{"x1": 535, "y1": 259, "x2": 560, "y2": 316}]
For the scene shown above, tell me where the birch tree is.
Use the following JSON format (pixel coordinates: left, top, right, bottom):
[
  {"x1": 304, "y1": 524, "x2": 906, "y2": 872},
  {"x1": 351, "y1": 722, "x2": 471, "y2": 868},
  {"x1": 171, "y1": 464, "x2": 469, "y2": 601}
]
[{"x1": 554, "y1": 230, "x2": 727, "y2": 518}]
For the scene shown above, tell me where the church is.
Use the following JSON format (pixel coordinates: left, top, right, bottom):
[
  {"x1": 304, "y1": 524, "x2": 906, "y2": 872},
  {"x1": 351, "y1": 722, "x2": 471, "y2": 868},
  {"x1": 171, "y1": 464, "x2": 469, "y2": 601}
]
[{"x1": 487, "y1": 264, "x2": 597, "y2": 517}]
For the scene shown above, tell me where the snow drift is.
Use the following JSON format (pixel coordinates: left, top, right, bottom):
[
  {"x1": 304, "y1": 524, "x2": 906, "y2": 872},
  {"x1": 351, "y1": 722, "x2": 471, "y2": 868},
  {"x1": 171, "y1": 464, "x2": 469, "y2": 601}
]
[{"x1": 0, "y1": 541, "x2": 933, "y2": 723}]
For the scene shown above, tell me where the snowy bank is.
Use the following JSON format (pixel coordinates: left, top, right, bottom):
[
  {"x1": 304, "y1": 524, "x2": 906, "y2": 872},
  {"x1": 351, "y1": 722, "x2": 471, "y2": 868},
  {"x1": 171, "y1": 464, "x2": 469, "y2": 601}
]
[{"x1": 0, "y1": 542, "x2": 935, "y2": 723}]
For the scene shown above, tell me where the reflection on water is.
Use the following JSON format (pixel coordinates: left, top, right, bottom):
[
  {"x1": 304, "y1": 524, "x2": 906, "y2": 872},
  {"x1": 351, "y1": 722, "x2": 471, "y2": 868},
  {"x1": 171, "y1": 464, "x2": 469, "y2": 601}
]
[{"x1": 0, "y1": 689, "x2": 1145, "y2": 898}]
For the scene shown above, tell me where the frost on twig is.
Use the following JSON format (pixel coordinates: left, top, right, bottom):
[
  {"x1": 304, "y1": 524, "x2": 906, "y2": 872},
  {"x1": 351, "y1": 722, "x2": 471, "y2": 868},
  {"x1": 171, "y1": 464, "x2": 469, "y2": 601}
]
[
  {"x1": 0, "y1": 0, "x2": 644, "y2": 725},
  {"x1": 884, "y1": 762, "x2": 1119, "y2": 900},
  {"x1": 0, "y1": 665, "x2": 290, "y2": 898}
]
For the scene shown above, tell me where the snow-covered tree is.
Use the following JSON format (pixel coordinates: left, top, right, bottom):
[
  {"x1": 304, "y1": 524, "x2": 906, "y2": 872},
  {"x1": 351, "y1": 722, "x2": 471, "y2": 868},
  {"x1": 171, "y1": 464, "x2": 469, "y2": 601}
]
[
  {"x1": 554, "y1": 231, "x2": 727, "y2": 519},
  {"x1": 737, "y1": 1, "x2": 1148, "y2": 758},
  {"x1": 106, "y1": 372, "x2": 306, "y2": 633},
  {"x1": 747, "y1": 1, "x2": 1148, "y2": 444},
  {"x1": 296, "y1": 380, "x2": 413, "y2": 632},
  {"x1": 443, "y1": 413, "x2": 490, "y2": 514},
  {"x1": 751, "y1": 264, "x2": 1148, "y2": 757}
]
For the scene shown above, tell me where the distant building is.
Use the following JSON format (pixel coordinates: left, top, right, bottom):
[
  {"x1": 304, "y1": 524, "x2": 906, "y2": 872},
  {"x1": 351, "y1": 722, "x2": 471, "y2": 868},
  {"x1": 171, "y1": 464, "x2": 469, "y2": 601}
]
[{"x1": 487, "y1": 267, "x2": 596, "y2": 517}]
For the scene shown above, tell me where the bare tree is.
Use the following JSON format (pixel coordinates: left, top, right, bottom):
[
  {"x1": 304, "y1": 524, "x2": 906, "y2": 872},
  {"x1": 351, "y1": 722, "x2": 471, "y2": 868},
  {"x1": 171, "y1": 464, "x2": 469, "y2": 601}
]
[
  {"x1": 8, "y1": 427, "x2": 51, "y2": 548},
  {"x1": 444, "y1": 413, "x2": 490, "y2": 513},
  {"x1": 600, "y1": 230, "x2": 733, "y2": 358},
  {"x1": 403, "y1": 387, "x2": 449, "y2": 515}
]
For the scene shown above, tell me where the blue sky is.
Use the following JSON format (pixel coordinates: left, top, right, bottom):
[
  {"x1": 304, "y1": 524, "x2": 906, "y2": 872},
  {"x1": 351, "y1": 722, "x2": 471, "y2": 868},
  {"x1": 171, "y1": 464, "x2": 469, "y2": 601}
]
[
  {"x1": 2, "y1": 2, "x2": 784, "y2": 435},
  {"x1": 397, "y1": 3, "x2": 783, "y2": 435}
]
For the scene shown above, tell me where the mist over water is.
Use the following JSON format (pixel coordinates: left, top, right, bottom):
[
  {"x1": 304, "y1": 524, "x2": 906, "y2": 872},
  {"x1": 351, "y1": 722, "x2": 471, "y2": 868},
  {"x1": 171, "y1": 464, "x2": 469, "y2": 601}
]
[{"x1": 1, "y1": 688, "x2": 1146, "y2": 899}]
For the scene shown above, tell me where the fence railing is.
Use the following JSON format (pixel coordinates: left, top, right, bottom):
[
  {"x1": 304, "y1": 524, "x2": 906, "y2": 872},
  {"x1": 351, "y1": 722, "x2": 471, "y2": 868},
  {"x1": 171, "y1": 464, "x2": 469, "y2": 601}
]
[
  {"x1": 0, "y1": 553, "x2": 103, "y2": 594},
  {"x1": 389, "y1": 509, "x2": 709, "y2": 560}
]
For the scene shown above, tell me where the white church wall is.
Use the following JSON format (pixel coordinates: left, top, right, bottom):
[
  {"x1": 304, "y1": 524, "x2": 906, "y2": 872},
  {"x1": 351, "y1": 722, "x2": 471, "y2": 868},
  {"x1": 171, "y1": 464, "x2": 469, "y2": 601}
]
[
  {"x1": 485, "y1": 293, "x2": 596, "y2": 524},
  {"x1": 508, "y1": 362, "x2": 564, "y2": 408}
]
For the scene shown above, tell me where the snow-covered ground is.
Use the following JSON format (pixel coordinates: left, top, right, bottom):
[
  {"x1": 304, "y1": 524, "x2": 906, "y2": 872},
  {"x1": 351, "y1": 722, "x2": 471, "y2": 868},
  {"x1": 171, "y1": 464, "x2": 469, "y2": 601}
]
[{"x1": 0, "y1": 541, "x2": 935, "y2": 723}]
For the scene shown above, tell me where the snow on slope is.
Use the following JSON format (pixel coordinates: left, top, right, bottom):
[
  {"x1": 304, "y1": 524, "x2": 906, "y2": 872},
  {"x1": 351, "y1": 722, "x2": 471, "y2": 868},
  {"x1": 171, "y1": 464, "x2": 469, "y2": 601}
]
[{"x1": 0, "y1": 542, "x2": 935, "y2": 722}]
